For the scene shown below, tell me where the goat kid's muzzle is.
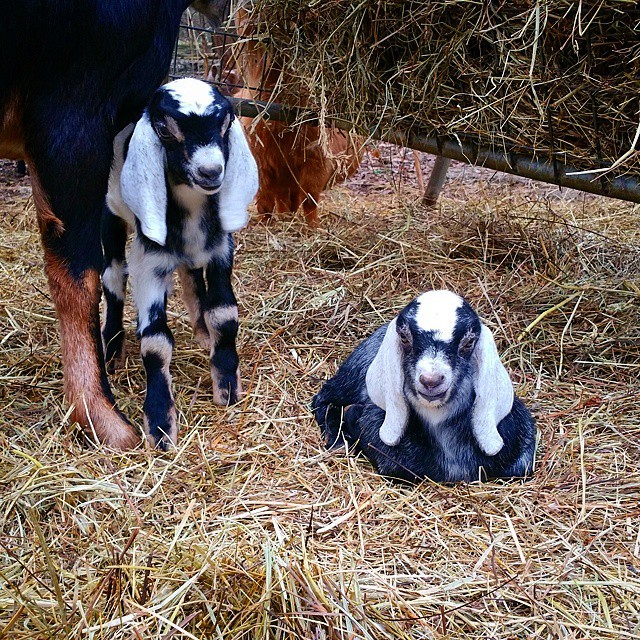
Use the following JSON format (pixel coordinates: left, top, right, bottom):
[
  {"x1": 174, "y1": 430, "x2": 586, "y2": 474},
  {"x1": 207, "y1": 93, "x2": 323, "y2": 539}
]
[
  {"x1": 192, "y1": 165, "x2": 224, "y2": 193},
  {"x1": 413, "y1": 357, "x2": 453, "y2": 404}
]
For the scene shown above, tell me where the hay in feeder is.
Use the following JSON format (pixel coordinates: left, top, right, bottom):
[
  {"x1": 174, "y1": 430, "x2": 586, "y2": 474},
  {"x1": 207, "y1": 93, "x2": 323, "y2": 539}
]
[{"x1": 246, "y1": 0, "x2": 640, "y2": 178}]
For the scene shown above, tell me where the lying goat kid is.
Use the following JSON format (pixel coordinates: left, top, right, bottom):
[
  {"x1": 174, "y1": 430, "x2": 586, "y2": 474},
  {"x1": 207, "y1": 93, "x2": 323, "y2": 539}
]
[
  {"x1": 313, "y1": 290, "x2": 536, "y2": 483},
  {"x1": 102, "y1": 78, "x2": 258, "y2": 449}
]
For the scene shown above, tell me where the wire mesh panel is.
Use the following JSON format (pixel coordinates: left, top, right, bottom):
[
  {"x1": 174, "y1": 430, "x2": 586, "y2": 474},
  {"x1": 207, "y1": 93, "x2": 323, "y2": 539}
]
[{"x1": 171, "y1": 3, "x2": 265, "y2": 97}]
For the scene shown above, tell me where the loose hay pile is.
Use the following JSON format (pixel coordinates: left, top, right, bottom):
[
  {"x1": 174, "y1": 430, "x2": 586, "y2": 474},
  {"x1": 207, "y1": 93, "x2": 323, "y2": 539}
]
[
  {"x1": 248, "y1": 0, "x2": 640, "y2": 176},
  {"x1": 1, "y1": 161, "x2": 640, "y2": 638}
]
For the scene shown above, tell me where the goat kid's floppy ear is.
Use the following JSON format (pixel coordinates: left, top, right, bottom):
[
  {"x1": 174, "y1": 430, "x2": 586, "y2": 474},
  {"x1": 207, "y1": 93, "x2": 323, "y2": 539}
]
[
  {"x1": 218, "y1": 118, "x2": 259, "y2": 233},
  {"x1": 365, "y1": 318, "x2": 409, "y2": 447},
  {"x1": 120, "y1": 112, "x2": 168, "y2": 246},
  {"x1": 471, "y1": 324, "x2": 514, "y2": 456}
]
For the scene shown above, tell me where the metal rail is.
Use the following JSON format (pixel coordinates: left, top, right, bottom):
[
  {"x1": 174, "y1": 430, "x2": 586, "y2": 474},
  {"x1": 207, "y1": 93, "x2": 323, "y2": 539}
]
[{"x1": 230, "y1": 97, "x2": 640, "y2": 204}]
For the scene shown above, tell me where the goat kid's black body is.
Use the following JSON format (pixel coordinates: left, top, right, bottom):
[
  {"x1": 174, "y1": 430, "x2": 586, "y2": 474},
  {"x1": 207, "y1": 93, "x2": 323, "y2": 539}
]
[{"x1": 313, "y1": 325, "x2": 536, "y2": 484}]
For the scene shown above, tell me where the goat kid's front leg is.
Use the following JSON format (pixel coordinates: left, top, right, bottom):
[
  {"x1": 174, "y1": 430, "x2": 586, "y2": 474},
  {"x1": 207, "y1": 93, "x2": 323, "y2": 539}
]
[
  {"x1": 101, "y1": 210, "x2": 129, "y2": 372},
  {"x1": 204, "y1": 240, "x2": 242, "y2": 406},
  {"x1": 130, "y1": 239, "x2": 178, "y2": 450},
  {"x1": 177, "y1": 266, "x2": 210, "y2": 350}
]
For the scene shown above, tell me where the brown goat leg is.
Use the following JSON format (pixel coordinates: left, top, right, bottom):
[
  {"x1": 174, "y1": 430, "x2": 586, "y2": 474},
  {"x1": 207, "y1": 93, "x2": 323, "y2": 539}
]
[
  {"x1": 255, "y1": 192, "x2": 276, "y2": 224},
  {"x1": 30, "y1": 153, "x2": 138, "y2": 450},
  {"x1": 302, "y1": 197, "x2": 320, "y2": 228},
  {"x1": 44, "y1": 251, "x2": 139, "y2": 449}
]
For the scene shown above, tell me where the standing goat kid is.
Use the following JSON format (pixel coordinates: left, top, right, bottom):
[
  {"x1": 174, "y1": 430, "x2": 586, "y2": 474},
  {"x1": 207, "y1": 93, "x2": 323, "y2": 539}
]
[{"x1": 102, "y1": 79, "x2": 258, "y2": 450}]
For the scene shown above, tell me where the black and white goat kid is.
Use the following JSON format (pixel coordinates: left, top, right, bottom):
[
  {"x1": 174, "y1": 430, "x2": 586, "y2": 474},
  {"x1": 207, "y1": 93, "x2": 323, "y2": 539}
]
[
  {"x1": 101, "y1": 78, "x2": 258, "y2": 449},
  {"x1": 313, "y1": 290, "x2": 536, "y2": 483}
]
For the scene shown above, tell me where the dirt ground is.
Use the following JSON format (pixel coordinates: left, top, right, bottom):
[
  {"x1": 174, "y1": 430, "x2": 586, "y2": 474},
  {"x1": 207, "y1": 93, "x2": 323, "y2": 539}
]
[{"x1": 1, "y1": 152, "x2": 639, "y2": 639}]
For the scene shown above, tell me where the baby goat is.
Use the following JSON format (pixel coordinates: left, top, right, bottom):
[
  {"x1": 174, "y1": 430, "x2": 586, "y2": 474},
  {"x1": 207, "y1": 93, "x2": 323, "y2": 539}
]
[
  {"x1": 313, "y1": 290, "x2": 536, "y2": 483},
  {"x1": 101, "y1": 78, "x2": 258, "y2": 450}
]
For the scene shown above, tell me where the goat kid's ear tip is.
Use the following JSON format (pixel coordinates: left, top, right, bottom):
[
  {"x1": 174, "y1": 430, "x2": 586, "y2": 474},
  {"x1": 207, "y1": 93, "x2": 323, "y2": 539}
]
[
  {"x1": 479, "y1": 432, "x2": 504, "y2": 456},
  {"x1": 379, "y1": 420, "x2": 403, "y2": 446},
  {"x1": 141, "y1": 226, "x2": 167, "y2": 247},
  {"x1": 219, "y1": 209, "x2": 250, "y2": 233}
]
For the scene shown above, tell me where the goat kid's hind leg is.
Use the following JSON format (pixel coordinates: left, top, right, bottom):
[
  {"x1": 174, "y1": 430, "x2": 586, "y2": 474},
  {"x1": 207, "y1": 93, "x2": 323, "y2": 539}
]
[
  {"x1": 129, "y1": 238, "x2": 178, "y2": 450},
  {"x1": 101, "y1": 209, "x2": 129, "y2": 372},
  {"x1": 177, "y1": 266, "x2": 210, "y2": 350},
  {"x1": 204, "y1": 237, "x2": 242, "y2": 405}
]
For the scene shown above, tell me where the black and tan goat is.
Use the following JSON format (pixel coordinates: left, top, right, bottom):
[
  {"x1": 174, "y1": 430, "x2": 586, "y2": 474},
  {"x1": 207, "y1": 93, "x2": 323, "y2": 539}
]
[{"x1": 101, "y1": 78, "x2": 258, "y2": 450}]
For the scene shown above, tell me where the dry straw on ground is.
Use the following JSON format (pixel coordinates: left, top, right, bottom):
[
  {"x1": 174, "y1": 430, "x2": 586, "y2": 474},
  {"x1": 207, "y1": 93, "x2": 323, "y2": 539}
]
[
  {"x1": 1, "y1": 157, "x2": 639, "y2": 638},
  {"x1": 248, "y1": 0, "x2": 640, "y2": 176}
]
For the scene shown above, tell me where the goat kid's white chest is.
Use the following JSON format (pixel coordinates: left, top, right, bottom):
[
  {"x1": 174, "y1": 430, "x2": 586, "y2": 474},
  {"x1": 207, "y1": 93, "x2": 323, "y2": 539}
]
[{"x1": 173, "y1": 184, "x2": 223, "y2": 268}]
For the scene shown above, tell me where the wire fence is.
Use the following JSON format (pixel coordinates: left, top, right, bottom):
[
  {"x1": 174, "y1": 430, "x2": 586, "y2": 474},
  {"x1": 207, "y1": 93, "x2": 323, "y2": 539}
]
[{"x1": 171, "y1": 7, "x2": 259, "y2": 97}]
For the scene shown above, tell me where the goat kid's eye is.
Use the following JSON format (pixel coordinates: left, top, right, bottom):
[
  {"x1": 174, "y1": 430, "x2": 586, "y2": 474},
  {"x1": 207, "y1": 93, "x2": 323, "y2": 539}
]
[
  {"x1": 154, "y1": 122, "x2": 175, "y2": 143},
  {"x1": 458, "y1": 336, "x2": 476, "y2": 356}
]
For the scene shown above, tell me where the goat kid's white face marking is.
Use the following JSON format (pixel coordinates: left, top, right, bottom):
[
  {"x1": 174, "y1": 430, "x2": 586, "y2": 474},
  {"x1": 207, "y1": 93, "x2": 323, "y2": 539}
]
[
  {"x1": 189, "y1": 144, "x2": 226, "y2": 195},
  {"x1": 414, "y1": 290, "x2": 463, "y2": 342},
  {"x1": 406, "y1": 290, "x2": 464, "y2": 408},
  {"x1": 158, "y1": 80, "x2": 234, "y2": 195}
]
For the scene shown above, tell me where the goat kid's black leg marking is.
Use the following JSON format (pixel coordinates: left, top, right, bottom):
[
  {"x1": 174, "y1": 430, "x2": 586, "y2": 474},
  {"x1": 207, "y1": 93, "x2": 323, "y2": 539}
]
[
  {"x1": 140, "y1": 330, "x2": 177, "y2": 451},
  {"x1": 204, "y1": 247, "x2": 241, "y2": 406},
  {"x1": 101, "y1": 209, "x2": 129, "y2": 372},
  {"x1": 130, "y1": 239, "x2": 177, "y2": 450},
  {"x1": 177, "y1": 266, "x2": 210, "y2": 350}
]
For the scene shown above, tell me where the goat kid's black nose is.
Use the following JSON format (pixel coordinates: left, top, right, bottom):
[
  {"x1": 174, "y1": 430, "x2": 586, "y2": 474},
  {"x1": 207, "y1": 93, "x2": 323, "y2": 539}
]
[
  {"x1": 419, "y1": 373, "x2": 445, "y2": 389},
  {"x1": 197, "y1": 164, "x2": 223, "y2": 180}
]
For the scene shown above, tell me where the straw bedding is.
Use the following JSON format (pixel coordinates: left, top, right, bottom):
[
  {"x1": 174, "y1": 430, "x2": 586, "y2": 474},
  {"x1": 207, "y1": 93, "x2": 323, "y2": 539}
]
[
  {"x1": 1, "y1": 157, "x2": 640, "y2": 638},
  {"x1": 247, "y1": 0, "x2": 640, "y2": 176}
]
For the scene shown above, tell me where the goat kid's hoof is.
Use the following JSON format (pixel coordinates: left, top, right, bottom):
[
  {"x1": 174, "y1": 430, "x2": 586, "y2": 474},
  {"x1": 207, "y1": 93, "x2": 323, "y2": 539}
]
[
  {"x1": 211, "y1": 371, "x2": 242, "y2": 406},
  {"x1": 143, "y1": 411, "x2": 178, "y2": 452},
  {"x1": 146, "y1": 429, "x2": 177, "y2": 452},
  {"x1": 193, "y1": 326, "x2": 212, "y2": 351}
]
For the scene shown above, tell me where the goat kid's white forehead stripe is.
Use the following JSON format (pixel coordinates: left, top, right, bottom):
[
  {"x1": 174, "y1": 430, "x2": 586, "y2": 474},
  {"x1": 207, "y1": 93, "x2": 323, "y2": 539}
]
[
  {"x1": 413, "y1": 290, "x2": 464, "y2": 342},
  {"x1": 164, "y1": 78, "x2": 221, "y2": 115}
]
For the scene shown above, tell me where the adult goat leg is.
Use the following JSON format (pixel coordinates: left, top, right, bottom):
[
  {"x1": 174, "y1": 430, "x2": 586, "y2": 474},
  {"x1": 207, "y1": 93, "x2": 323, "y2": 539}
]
[{"x1": 30, "y1": 159, "x2": 138, "y2": 450}]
